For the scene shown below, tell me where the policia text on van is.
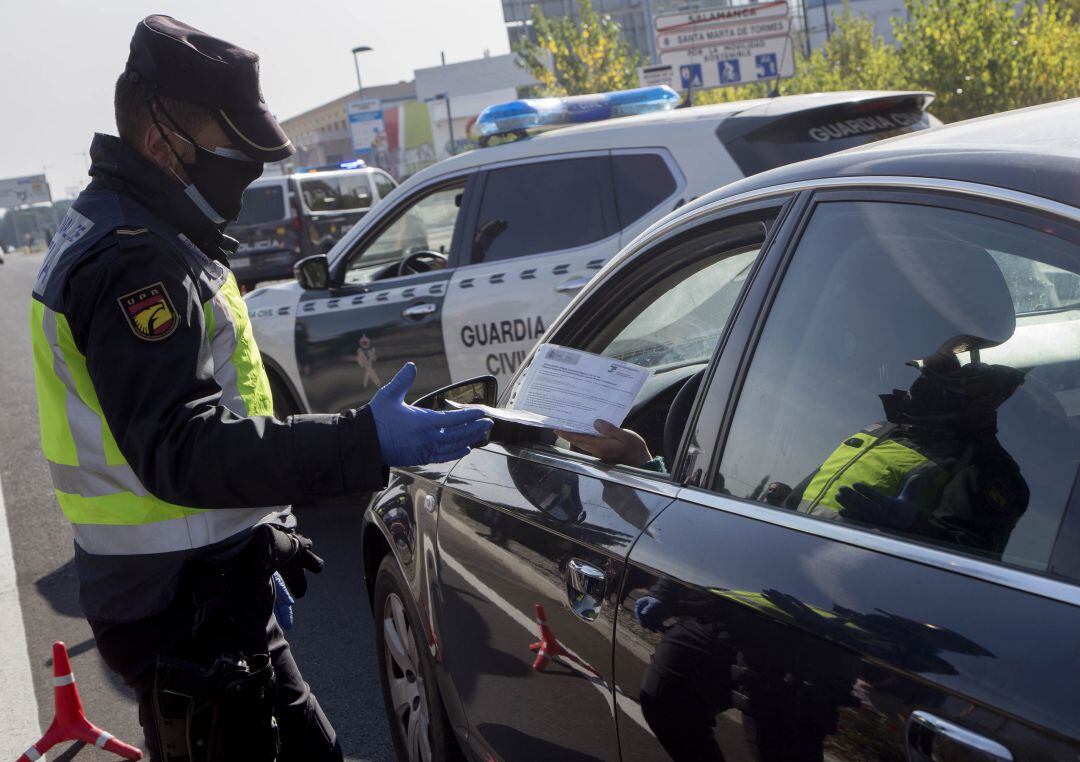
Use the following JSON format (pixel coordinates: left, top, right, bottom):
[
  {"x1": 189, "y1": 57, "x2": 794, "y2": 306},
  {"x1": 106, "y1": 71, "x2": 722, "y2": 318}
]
[{"x1": 30, "y1": 16, "x2": 490, "y2": 761}]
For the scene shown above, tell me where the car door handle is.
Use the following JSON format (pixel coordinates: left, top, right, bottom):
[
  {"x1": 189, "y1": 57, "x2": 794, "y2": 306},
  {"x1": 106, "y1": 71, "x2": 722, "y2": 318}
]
[
  {"x1": 907, "y1": 711, "x2": 1012, "y2": 762},
  {"x1": 565, "y1": 558, "x2": 606, "y2": 622},
  {"x1": 402, "y1": 302, "x2": 437, "y2": 318},
  {"x1": 555, "y1": 276, "x2": 590, "y2": 294}
]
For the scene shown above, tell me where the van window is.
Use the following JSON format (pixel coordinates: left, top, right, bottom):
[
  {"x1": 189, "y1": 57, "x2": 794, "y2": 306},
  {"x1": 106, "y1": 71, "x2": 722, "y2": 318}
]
[
  {"x1": 300, "y1": 174, "x2": 374, "y2": 213},
  {"x1": 374, "y1": 173, "x2": 396, "y2": 199},
  {"x1": 612, "y1": 153, "x2": 678, "y2": 227},
  {"x1": 236, "y1": 185, "x2": 286, "y2": 226},
  {"x1": 472, "y1": 157, "x2": 614, "y2": 264}
]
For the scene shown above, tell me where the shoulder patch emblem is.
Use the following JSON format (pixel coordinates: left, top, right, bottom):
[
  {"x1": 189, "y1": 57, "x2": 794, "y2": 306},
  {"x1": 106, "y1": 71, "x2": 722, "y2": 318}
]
[{"x1": 117, "y1": 282, "x2": 178, "y2": 341}]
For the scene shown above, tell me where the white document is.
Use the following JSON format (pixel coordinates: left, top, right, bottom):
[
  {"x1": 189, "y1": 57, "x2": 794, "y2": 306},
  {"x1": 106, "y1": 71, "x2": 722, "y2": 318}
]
[{"x1": 503, "y1": 344, "x2": 650, "y2": 434}]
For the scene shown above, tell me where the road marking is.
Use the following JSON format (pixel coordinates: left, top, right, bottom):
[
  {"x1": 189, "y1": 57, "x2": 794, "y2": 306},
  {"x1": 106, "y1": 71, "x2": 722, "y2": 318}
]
[{"x1": 0, "y1": 471, "x2": 43, "y2": 758}]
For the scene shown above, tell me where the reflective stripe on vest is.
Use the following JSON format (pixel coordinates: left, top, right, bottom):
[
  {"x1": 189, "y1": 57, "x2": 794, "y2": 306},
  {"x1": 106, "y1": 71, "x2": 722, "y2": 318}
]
[
  {"x1": 31, "y1": 272, "x2": 278, "y2": 556},
  {"x1": 799, "y1": 429, "x2": 937, "y2": 517}
]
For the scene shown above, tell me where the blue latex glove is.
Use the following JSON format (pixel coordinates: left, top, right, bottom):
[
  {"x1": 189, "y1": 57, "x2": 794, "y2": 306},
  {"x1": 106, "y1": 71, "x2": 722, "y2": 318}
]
[
  {"x1": 634, "y1": 595, "x2": 669, "y2": 632},
  {"x1": 273, "y1": 571, "x2": 296, "y2": 631},
  {"x1": 836, "y1": 470, "x2": 933, "y2": 531},
  {"x1": 370, "y1": 363, "x2": 493, "y2": 467}
]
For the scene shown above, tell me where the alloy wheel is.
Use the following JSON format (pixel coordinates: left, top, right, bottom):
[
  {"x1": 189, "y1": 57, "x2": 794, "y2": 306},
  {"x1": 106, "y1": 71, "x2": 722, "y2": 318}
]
[{"x1": 382, "y1": 591, "x2": 433, "y2": 762}]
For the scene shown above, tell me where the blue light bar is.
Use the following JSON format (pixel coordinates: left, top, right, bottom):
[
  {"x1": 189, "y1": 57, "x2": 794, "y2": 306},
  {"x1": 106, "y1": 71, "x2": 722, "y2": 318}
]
[
  {"x1": 476, "y1": 86, "x2": 680, "y2": 138},
  {"x1": 338, "y1": 159, "x2": 367, "y2": 169}
]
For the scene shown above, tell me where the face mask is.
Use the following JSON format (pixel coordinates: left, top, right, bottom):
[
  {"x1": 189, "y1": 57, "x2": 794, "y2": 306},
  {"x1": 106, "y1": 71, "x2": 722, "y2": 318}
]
[{"x1": 151, "y1": 106, "x2": 263, "y2": 224}]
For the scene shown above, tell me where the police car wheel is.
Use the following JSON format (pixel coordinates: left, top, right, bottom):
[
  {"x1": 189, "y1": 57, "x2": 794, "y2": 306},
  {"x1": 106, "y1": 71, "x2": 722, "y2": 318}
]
[{"x1": 374, "y1": 555, "x2": 463, "y2": 762}]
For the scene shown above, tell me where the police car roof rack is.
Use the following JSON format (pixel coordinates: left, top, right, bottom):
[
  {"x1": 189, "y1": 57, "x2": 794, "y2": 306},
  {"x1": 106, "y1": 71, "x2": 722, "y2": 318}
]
[{"x1": 475, "y1": 86, "x2": 680, "y2": 145}]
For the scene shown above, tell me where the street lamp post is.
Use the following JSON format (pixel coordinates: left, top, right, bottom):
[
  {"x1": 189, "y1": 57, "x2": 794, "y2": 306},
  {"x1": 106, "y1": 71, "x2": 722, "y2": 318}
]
[
  {"x1": 351, "y1": 45, "x2": 372, "y2": 98},
  {"x1": 427, "y1": 93, "x2": 455, "y2": 156}
]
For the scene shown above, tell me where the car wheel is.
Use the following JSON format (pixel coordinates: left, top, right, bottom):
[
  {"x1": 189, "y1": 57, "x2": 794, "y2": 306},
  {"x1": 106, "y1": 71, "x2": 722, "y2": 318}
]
[{"x1": 374, "y1": 555, "x2": 462, "y2": 762}]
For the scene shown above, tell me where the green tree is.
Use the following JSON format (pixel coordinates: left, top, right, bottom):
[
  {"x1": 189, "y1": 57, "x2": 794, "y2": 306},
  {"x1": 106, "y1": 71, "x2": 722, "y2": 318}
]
[
  {"x1": 514, "y1": 0, "x2": 640, "y2": 96},
  {"x1": 696, "y1": 0, "x2": 1080, "y2": 123}
]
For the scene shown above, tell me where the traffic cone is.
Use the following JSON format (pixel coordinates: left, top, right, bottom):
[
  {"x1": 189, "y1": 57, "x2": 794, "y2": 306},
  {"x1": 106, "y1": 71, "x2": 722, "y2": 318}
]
[
  {"x1": 528, "y1": 604, "x2": 597, "y2": 675},
  {"x1": 16, "y1": 641, "x2": 143, "y2": 761}
]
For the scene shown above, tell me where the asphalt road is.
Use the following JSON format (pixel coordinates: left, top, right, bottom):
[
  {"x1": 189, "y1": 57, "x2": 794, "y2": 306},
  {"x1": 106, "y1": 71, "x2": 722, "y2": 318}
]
[{"x1": 0, "y1": 251, "x2": 393, "y2": 761}]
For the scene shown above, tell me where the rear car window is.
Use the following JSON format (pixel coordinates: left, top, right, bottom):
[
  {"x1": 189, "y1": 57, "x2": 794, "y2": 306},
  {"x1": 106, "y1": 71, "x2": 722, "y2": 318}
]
[
  {"x1": 612, "y1": 153, "x2": 678, "y2": 227},
  {"x1": 235, "y1": 184, "x2": 286, "y2": 226},
  {"x1": 300, "y1": 174, "x2": 374, "y2": 213},
  {"x1": 472, "y1": 157, "x2": 613, "y2": 264}
]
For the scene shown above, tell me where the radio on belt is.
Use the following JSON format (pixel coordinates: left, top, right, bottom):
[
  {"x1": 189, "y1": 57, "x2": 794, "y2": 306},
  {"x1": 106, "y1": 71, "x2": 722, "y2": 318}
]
[{"x1": 476, "y1": 86, "x2": 680, "y2": 141}]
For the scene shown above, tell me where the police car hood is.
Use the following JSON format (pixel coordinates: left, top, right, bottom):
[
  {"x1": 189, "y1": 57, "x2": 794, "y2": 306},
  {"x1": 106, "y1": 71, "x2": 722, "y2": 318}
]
[{"x1": 243, "y1": 278, "x2": 302, "y2": 309}]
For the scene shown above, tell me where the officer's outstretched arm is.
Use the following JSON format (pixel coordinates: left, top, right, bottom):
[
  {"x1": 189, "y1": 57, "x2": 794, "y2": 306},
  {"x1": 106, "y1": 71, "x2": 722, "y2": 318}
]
[{"x1": 66, "y1": 239, "x2": 388, "y2": 508}]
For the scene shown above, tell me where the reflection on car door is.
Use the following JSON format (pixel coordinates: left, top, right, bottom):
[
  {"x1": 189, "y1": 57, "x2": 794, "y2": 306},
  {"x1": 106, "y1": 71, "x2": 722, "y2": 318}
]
[
  {"x1": 435, "y1": 445, "x2": 677, "y2": 761},
  {"x1": 440, "y1": 154, "x2": 621, "y2": 387},
  {"x1": 295, "y1": 179, "x2": 473, "y2": 412},
  {"x1": 614, "y1": 188, "x2": 1080, "y2": 761}
]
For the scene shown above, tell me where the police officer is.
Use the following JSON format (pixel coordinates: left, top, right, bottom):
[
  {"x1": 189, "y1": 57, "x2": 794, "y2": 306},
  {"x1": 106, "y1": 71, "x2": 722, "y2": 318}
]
[{"x1": 30, "y1": 15, "x2": 491, "y2": 761}]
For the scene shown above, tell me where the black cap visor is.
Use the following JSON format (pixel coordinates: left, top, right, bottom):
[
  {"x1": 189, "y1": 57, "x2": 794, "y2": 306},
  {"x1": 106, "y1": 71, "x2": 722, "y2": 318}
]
[{"x1": 216, "y1": 104, "x2": 294, "y2": 162}]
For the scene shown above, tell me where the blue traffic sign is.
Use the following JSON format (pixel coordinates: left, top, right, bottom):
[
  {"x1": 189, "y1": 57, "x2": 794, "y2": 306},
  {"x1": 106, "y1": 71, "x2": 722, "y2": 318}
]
[
  {"x1": 755, "y1": 53, "x2": 779, "y2": 79},
  {"x1": 679, "y1": 64, "x2": 704, "y2": 89},
  {"x1": 718, "y1": 59, "x2": 742, "y2": 84}
]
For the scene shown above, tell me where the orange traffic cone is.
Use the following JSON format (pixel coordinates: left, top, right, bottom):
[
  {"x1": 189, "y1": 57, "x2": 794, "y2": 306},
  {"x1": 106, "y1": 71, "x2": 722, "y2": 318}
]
[
  {"x1": 16, "y1": 641, "x2": 143, "y2": 761},
  {"x1": 528, "y1": 604, "x2": 597, "y2": 675}
]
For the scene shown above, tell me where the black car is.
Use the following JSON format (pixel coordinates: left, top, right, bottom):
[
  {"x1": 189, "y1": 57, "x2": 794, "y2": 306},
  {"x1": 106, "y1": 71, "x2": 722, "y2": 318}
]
[{"x1": 362, "y1": 99, "x2": 1080, "y2": 762}]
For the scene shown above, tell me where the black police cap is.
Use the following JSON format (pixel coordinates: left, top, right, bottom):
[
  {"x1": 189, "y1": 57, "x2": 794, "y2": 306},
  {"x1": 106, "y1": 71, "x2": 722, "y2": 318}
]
[{"x1": 125, "y1": 15, "x2": 295, "y2": 162}]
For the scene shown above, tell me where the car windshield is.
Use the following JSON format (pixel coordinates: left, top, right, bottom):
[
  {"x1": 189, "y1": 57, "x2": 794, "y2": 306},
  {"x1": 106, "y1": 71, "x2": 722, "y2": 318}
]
[
  {"x1": 235, "y1": 185, "x2": 285, "y2": 226},
  {"x1": 300, "y1": 174, "x2": 373, "y2": 213}
]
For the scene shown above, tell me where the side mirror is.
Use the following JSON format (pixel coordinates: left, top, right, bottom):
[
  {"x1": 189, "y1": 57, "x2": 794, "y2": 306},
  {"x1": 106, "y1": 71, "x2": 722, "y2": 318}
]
[
  {"x1": 294, "y1": 255, "x2": 330, "y2": 290},
  {"x1": 413, "y1": 376, "x2": 498, "y2": 410}
]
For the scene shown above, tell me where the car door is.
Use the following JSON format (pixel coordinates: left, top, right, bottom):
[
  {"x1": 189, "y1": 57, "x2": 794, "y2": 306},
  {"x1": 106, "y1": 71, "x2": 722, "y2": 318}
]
[
  {"x1": 295, "y1": 175, "x2": 475, "y2": 412},
  {"x1": 439, "y1": 153, "x2": 621, "y2": 387},
  {"x1": 614, "y1": 185, "x2": 1080, "y2": 761},
  {"x1": 431, "y1": 205, "x2": 782, "y2": 761}
]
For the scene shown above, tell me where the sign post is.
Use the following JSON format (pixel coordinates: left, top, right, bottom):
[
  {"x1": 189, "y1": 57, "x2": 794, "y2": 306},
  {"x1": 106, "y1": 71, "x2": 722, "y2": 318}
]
[{"x1": 650, "y1": 1, "x2": 796, "y2": 91}]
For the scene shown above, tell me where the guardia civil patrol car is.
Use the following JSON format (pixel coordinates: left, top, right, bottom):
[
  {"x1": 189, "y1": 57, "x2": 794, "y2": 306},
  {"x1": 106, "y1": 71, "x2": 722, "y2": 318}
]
[{"x1": 245, "y1": 87, "x2": 940, "y2": 416}]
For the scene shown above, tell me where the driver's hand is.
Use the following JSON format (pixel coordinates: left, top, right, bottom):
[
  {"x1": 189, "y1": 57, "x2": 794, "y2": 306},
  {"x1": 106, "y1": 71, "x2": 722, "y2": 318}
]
[{"x1": 557, "y1": 420, "x2": 652, "y2": 467}]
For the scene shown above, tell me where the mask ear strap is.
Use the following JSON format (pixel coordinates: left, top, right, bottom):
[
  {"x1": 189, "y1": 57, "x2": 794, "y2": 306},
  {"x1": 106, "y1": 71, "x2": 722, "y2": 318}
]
[{"x1": 146, "y1": 93, "x2": 190, "y2": 180}]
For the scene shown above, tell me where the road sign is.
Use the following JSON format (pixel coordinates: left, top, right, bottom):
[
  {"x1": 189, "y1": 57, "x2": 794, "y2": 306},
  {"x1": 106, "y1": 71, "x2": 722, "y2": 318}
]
[
  {"x1": 658, "y1": 35, "x2": 795, "y2": 88},
  {"x1": 653, "y1": 0, "x2": 790, "y2": 31},
  {"x1": 0, "y1": 174, "x2": 51, "y2": 209},
  {"x1": 637, "y1": 63, "x2": 677, "y2": 89},
  {"x1": 345, "y1": 99, "x2": 385, "y2": 156},
  {"x1": 652, "y1": 0, "x2": 795, "y2": 90},
  {"x1": 657, "y1": 17, "x2": 791, "y2": 53}
]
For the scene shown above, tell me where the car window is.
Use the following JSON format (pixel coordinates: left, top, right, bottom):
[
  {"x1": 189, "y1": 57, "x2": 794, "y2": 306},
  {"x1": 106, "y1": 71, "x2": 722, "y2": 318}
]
[
  {"x1": 472, "y1": 157, "x2": 613, "y2": 264},
  {"x1": 343, "y1": 184, "x2": 464, "y2": 284},
  {"x1": 374, "y1": 172, "x2": 396, "y2": 199},
  {"x1": 717, "y1": 200, "x2": 1080, "y2": 573},
  {"x1": 612, "y1": 153, "x2": 678, "y2": 227},
  {"x1": 588, "y1": 247, "x2": 758, "y2": 369},
  {"x1": 300, "y1": 173, "x2": 373, "y2": 213},
  {"x1": 235, "y1": 184, "x2": 285, "y2": 225},
  {"x1": 504, "y1": 218, "x2": 771, "y2": 471}
]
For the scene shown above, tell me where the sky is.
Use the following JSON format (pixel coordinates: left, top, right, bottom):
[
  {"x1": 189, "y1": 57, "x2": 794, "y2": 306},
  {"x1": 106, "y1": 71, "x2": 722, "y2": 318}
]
[{"x1": 0, "y1": 0, "x2": 511, "y2": 200}]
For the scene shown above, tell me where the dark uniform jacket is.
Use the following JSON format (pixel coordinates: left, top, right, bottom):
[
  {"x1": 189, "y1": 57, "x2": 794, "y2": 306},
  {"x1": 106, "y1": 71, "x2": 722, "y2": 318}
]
[{"x1": 45, "y1": 134, "x2": 388, "y2": 620}]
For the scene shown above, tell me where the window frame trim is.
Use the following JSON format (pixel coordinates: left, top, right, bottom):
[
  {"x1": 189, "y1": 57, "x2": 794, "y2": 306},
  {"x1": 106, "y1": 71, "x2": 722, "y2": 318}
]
[{"x1": 691, "y1": 179, "x2": 1080, "y2": 604}]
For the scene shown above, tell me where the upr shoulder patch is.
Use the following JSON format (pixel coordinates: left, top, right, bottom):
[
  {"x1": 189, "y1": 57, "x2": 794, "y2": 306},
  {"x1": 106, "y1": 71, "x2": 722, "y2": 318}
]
[{"x1": 117, "y1": 282, "x2": 178, "y2": 341}]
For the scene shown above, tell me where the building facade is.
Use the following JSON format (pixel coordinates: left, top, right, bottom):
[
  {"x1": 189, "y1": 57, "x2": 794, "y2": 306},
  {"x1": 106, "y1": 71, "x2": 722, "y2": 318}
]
[{"x1": 278, "y1": 81, "x2": 416, "y2": 173}]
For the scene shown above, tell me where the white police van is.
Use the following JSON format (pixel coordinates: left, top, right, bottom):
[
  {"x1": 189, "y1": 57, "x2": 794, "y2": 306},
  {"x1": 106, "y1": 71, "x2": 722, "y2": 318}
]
[{"x1": 245, "y1": 87, "x2": 939, "y2": 415}]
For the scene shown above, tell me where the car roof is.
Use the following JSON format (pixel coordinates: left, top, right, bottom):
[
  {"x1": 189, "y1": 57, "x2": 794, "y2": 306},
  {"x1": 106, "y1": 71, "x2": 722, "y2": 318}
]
[
  {"x1": 695, "y1": 98, "x2": 1080, "y2": 209},
  {"x1": 405, "y1": 90, "x2": 933, "y2": 184}
]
